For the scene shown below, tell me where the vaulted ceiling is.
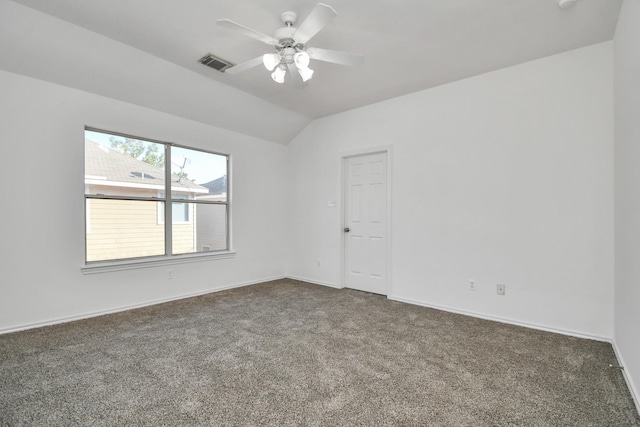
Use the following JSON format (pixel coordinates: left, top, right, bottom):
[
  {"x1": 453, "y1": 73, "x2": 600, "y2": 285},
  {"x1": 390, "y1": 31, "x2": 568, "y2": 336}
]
[{"x1": 0, "y1": 0, "x2": 622, "y2": 144}]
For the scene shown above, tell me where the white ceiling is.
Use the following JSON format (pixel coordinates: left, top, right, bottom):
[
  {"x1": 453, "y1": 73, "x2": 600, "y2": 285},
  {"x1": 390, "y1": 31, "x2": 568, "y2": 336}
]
[{"x1": 1, "y1": 0, "x2": 622, "y2": 143}]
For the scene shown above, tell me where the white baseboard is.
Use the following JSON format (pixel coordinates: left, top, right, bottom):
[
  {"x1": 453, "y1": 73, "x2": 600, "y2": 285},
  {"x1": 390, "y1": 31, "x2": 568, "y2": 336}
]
[
  {"x1": 286, "y1": 275, "x2": 342, "y2": 289},
  {"x1": 0, "y1": 275, "x2": 286, "y2": 335},
  {"x1": 387, "y1": 294, "x2": 612, "y2": 343},
  {"x1": 282, "y1": 280, "x2": 612, "y2": 342},
  {"x1": 0, "y1": 275, "x2": 617, "y2": 343},
  {"x1": 4, "y1": 277, "x2": 610, "y2": 344},
  {"x1": 611, "y1": 340, "x2": 640, "y2": 415}
]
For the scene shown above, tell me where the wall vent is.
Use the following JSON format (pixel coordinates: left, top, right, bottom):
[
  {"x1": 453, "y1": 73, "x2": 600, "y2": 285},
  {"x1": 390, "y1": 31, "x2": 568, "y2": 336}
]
[{"x1": 199, "y1": 54, "x2": 234, "y2": 72}]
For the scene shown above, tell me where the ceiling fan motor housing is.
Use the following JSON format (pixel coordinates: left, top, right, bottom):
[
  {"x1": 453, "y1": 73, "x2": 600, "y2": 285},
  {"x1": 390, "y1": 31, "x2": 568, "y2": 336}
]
[
  {"x1": 274, "y1": 27, "x2": 298, "y2": 43},
  {"x1": 273, "y1": 24, "x2": 306, "y2": 64},
  {"x1": 281, "y1": 47, "x2": 297, "y2": 64}
]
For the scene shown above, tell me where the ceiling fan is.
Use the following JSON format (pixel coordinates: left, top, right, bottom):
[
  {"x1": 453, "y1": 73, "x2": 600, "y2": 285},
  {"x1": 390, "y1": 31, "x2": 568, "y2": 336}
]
[{"x1": 216, "y1": 3, "x2": 363, "y2": 85}]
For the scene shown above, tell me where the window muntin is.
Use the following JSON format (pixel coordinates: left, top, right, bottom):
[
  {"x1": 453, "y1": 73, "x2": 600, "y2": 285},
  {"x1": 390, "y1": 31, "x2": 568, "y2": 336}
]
[
  {"x1": 158, "y1": 193, "x2": 191, "y2": 224},
  {"x1": 84, "y1": 128, "x2": 229, "y2": 263}
]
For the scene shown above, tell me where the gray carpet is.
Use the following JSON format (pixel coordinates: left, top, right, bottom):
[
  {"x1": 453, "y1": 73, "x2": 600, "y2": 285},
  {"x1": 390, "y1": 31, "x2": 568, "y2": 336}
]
[{"x1": 1, "y1": 279, "x2": 638, "y2": 426}]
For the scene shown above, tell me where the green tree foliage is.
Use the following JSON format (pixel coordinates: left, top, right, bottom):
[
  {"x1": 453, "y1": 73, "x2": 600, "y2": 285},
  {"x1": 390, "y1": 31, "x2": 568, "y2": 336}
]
[
  {"x1": 110, "y1": 137, "x2": 165, "y2": 169},
  {"x1": 174, "y1": 170, "x2": 193, "y2": 183}
]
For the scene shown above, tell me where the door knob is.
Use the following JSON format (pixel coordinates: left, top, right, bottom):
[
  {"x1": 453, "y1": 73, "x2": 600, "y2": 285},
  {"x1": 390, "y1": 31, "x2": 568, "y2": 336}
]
[{"x1": 344, "y1": 227, "x2": 350, "y2": 232}]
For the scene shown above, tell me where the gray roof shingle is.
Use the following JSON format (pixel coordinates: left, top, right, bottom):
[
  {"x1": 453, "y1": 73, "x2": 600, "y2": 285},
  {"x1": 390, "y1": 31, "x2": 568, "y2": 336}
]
[{"x1": 85, "y1": 139, "x2": 208, "y2": 193}]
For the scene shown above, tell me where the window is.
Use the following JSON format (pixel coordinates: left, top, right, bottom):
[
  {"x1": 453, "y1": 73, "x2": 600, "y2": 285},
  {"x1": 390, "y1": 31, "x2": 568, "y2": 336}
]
[{"x1": 84, "y1": 128, "x2": 230, "y2": 263}]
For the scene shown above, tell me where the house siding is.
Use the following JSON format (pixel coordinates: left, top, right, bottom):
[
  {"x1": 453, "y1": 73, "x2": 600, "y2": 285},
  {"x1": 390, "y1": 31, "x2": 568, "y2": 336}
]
[{"x1": 86, "y1": 198, "x2": 194, "y2": 261}]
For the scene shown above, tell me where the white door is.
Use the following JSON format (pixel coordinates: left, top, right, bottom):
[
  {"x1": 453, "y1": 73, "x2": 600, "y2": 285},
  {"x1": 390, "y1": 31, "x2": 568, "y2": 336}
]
[{"x1": 344, "y1": 152, "x2": 388, "y2": 295}]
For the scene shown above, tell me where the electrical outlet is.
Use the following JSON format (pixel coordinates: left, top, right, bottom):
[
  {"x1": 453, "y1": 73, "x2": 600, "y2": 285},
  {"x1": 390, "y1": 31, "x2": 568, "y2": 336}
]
[
  {"x1": 168, "y1": 270, "x2": 174, "y2": 280},
  {"x1": 469, "y1": 279, "x2": 477, "y2": 291},
  {"x1": 316, "y1": 258, "x2": 321, "y2": 267},
  {"x1": 497, "y1": 284, "x2": 506, "y2": 295}
]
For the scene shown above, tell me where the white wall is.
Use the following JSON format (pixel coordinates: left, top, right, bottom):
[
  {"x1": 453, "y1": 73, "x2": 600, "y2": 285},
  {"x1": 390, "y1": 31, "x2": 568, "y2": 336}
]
[
  {"x1": 287, "y1": 42, "x2": 614, "y2": 339},
  {"x1": 614, "y1": 0, "x2": 640, "y2": 410},
  {"x1": 0, "y1": 70, "x2": 287, "y2": 332}
]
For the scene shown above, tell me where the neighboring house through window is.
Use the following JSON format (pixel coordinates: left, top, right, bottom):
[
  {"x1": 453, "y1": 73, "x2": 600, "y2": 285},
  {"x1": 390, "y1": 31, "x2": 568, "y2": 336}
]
[{"x1": 84, "y1": 128, "x2": 230, "y2": 263}]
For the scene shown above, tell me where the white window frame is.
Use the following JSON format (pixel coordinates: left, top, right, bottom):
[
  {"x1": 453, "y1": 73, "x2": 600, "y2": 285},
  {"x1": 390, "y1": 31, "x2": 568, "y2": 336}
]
[{"x1": 82, "y1": 127, "x2": 234, "y2": 274}]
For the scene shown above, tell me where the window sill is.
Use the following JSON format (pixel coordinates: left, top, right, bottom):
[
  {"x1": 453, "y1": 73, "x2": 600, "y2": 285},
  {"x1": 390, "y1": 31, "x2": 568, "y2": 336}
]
[{"x1": 81, "y1": 251, "x2": 236, "y2": 275}]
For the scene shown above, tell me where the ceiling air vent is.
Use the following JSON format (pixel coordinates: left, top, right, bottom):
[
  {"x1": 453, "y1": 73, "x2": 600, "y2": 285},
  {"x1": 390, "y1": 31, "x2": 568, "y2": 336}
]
[{"x1": 199, "y1": 53, "x2": 234, "y2": 72}]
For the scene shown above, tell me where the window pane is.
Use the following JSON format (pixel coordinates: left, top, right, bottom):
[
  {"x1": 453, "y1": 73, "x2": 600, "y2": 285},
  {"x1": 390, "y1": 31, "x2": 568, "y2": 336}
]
[
  {"x1": 171, "y1": 146, "x2": 227, "y2": 203},
  {"x1": 158, "y1": 194, "x2": 190, "y2": 223},
  {"x1": 172, "y1": 203, "x2": 227, "y2": 255},
  {"x1": 173, "y1": 202, "x2": 189, "y2": 222},
  {"x1": 86, "y1": 199, "x2": 165, "y2": 262},
  {"x1": 85, "y1": 130, "x2": 165, "y2": 197}
]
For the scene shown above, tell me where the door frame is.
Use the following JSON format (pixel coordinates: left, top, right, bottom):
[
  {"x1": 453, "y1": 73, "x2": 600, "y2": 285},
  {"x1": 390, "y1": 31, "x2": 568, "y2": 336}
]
[{"x1": 339, "y1": 146, "x2": 393, "y2": 296}]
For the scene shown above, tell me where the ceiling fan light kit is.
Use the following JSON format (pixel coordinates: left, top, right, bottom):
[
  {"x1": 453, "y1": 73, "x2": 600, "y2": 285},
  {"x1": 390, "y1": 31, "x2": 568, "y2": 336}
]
[
  {"x1": 262, "y1": 53, "x2": 279, "y2": 71},
  {"x1": 263, "y1": 46, "x2": 315, "y2": 84},
  {"x1": 271, "y1": 65, "x2": 286, "y2": 83},
  {"x1": 293, "y1": 51, "x2": 314, "y2": 82},
  {"x1": 294, "y1": 51, "x2": 310, "y2": 68},
  {"x1": 297, "y1": 66, "x2": 314, "y2": 82},
  {"x1": 217, "y1": 3, "x2": 363, "y2": 86}
]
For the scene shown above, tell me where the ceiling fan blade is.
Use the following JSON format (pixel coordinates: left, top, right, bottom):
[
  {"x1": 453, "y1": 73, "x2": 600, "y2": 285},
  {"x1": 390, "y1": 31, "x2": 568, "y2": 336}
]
[
  {"x1": 216, "y1": 19, "x2": 278, "y2": 45},
  {"x1": 307, "y1": 47, "x2": 364, "y2": 66},
  {"x1": 293, "y1": 3, "x2": 337, "y2": 44},
  {"x1": 224, "y1": 56, "x2": 264, "y2": 74},
  {"x1": 287, "y1": 63, "x2": 308, "y2": 88}
]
